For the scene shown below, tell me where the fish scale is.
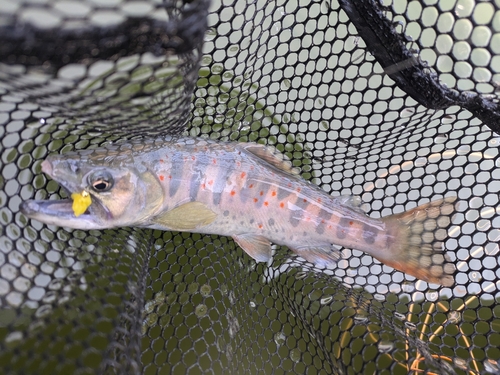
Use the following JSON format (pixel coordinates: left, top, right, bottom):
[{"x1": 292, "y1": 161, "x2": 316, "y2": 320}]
[{"x1": 21, "y1": 137, "x2": 457, "y2": 286}]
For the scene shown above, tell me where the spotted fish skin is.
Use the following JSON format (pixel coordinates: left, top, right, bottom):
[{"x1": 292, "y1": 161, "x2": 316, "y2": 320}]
[{"x1": 21, "y1": 137, "x2": 457, "y2": 286}]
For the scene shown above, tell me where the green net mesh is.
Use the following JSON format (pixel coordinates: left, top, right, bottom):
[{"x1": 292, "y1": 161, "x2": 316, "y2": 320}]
[{"x1": 1, "y1": 0, "x2": 500, "y2": 374}]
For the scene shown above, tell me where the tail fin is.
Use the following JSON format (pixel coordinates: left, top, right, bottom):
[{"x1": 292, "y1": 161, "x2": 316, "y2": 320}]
[{"x1": 377, "y1": 197, "x2": 457, "y2": 286}]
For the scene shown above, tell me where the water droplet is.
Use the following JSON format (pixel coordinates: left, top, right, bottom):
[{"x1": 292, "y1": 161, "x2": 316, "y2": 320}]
[
  {"x1": 226, "y1": 343, "x2": 234, "y2": 362},
  {"x1": 204, "y1": 27, "x2": 217, "y2": 41},
  {"x1": 489, "y1": 137, "x2": 500, "y2": 147},
  {"x1": 447, "y1": 311, "x2": 461, "y2": 324},
  {"x1": 290, "y1": 348, "x2": 301, "y2": 363},
  {"x1": 200, "y1": 284, "x2": 211, "y2": 297},
  {"x1": 404, "y1": 321, "x2": 417, "y2": 331},
  {"x1": 220, "y1": 284, "x2": 228, "y2": 295},
  {"x1": 441, "y1": 114, "x2": 456, "y2": 124},
  {"x1": 39, "y1": 118, "x2": 46, "y2": 124},
  {"x1": 453, "y1": 357, "x2": 467, "y2": 370},
  {"x1": 354, "y1": 314, "x2": 368, "y2": 323},
  {"x1": 249, "y1": 301, "x2": 256, "y2": 308},
  {"x1": 400, "y1": 108, "x2": 415, "y2": 118},
  {"x1": 5, "y1": 331, "x2": 23, "y2": 344},
  {"x1": 228, "y1": 290, "x2": 235, "y2": 305},
  {"x1": 281, "y1": 79, "x2": 291, "y2": 89},
  {"x1": 435, "y1": 133, "x2": 448, "y2": 143},
  {"x1": 470, "y1": 272, "x2": 482, "y2": 282},
  {"x1": 227, "y1": 309, "x2": 240, "y2": 338},
  {"x1": 484, "y1": 359, "x2": 500, "y2": 373},
  {"x1": 272, "y1": 22, "x2": 281, "y2": 34},
  {"x1": 426, "y1": 292, "x2": 438, "y2": 301},
  {"x1": 271, "y1": 288, "x2": 278, "y2": 299},
  {"x1": 295, "y1": 271, "x2": 307, "y2": 279},
  {"x1": 414, "y1": 157, "x2": 427, "y2": 167},
  {"x1": 274, "y1": 332, "x2": 286, "y2": 347},
  {"x1": 394, "y1": 312, "x2": 406, "y2": 321},
  {"x1": 377, "y1": 340, "x2": 394, "y2": 353},
  {"x1": 320, "y1": 296, "x2": 333, "y2": 305}
]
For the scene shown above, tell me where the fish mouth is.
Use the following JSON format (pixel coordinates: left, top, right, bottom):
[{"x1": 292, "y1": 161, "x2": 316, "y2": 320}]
[
  {"x1": 21, "y1": 196, "x2": 111, "y2": 230},
  {"x1": 21, "y1": 160, "x2": 112, "y2": 230},
  {"x1": 21, "y1": 158, "x2": 113, "y2": 230}
]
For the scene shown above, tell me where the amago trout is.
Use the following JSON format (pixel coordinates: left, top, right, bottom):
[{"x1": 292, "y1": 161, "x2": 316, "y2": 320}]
[{"x1": 21, "y1": 137, "x2": 457, "y2": 286}]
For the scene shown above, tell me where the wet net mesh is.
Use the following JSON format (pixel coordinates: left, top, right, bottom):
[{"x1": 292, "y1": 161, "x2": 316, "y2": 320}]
[{"x1": 1, "y1": 0, "x2": 500, "y2": 374}]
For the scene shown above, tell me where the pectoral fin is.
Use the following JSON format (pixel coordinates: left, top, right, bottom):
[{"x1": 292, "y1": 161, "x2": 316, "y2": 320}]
[
  {"x1": 232, "y1": 234, "x2": 273, "y2": 262},
  {"x1": 153, "y1": 201, "x2": 217, "y2": 231}
]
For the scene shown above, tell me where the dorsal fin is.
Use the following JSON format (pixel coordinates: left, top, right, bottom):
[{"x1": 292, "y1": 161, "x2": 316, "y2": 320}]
[{"x1": 239, "y1": 143, "x2": 301, "y2": 176}]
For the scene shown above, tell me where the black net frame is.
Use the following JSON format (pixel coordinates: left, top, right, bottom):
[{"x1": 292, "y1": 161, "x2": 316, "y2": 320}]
[{"x1": 0, "y1": 0, "x2": 500, "y2": 374}]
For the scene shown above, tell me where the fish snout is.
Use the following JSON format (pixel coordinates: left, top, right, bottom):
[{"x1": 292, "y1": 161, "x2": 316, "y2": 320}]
[{"x1": 41, "y1": 159, "x2": 53, "y2": 175}]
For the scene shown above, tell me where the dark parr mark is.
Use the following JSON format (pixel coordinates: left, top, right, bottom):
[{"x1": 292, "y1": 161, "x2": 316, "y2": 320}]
[
  {"x1": 289, "y1": 197, "x2": 310, "y2": 227},
  {"x1": 337, "y1": 217, "x2": 351, "y2": 239},
  {"x1": 189, "y1": 155, "x2": 209, "y2": 201},
  {"x1": 315, "y1": 208, "x2": 332, "y2": 235},
  {"x1": 169, "y1": 152, "x2": 184, "y2": 197},
  {"x1": 277, "y1": 186, "x2": 293, "y2": 201},
  {"x1": 268, "y1": 218, "x2": 275, "y2": 226},
  {"x1": 252, "y1": 181, "x2": 271, "y2": 208},
  {"x1": 213, "y1": 154, "x2": 235, "y2": 206},
  {"x1": 362, "y1": 223, "x2": 378, "y2": 244},
  {"x1": 223, "y1": 210, "x2": 229, "y2": 217}
]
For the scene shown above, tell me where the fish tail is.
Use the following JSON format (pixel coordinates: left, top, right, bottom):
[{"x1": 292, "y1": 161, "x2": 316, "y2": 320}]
[{"x1": 376, "y1": 196, "x2": 457, "y2": 286}]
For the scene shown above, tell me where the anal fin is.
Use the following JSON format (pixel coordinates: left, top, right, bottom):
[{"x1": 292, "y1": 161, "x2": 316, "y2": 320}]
[
  {"x1": 152, "y1": 201, "x2": 217, "y2": 231},
  {"x1": 232, "y1": 234, "x2": 273, "y2": 262},
  {"x1": 290, "y1": 244, "x2": 341, "y2": 267}
]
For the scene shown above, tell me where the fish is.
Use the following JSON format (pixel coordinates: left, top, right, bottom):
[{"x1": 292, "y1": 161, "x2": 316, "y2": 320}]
[{"x1": 20, "y1": 136, "x2": 457, "y2": 286}]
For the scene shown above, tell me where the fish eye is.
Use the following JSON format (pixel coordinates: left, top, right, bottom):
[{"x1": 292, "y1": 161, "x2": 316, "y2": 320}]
[{"x1": 89, "y1": 171, "x2": 114, "y2": 192}]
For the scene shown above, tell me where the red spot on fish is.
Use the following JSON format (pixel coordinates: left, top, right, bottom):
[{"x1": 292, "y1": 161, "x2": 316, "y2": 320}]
[
  {"x1": 288, "y1": 183, "x2": 292, "y2": 187},
  {"x1": 260, "y1": 191, "x2": 264, "y2": 196},
  {"x1": 258, "y1": 224, "x2": 263, "y2": 229},
  {"x1": 280, "y1": 202, "x2": 285, "y2": 208},
  {"x1": 236, "y1": 161, "x2": 241, "y2": 167},
  {"x1": 349, "y1": 221, "x2": 353, "y2": 226},
  {"x1": 159, "y1": 159, "x2": 164, "y2": 163},
  {"x1": 159, "y1": 175, "x2": 165, "y2": 181},
  {"x1": 253, "y1": 198, "x2": 258, "y2": 203},
  {"x1": 249, "y1": 184, "x2": 254, "y2": 188},
  {"x1": 328, "y1": 225, "x2": 332, "y2": 229},
  {"x1": 192, "y1": 156, "x2": 196, "y2": 161},
  {"x1": 168, "y1": 175, "x2": 172, "y2": 179},
  {"x1": 271, "y1": 191, "x2": 276, "y2": 197},
  {"x1": 212, "y1": 159, "x2": 217, "y2": 164},
  {"x1": 264, "y1": 201, "x2": 269, "y2": 206},
  {"x1": 201, "y1": 183, "x2": 206, "y2": 189},
  {"x1": 240, "y1": 172, "x2": 246, "y2": 179},
  {"x1": 208, "y1": 180, "x2": 214, "y2": 185},
  {"x1": 296, "y1": 188, "x2": 301, "y2": 193},
  {"x1": 303, "y1": 199, "x2": 307, "y2": 203},
  {"x1": 230, "y1": 190, "x2": 236, "y2": 196},
  {"x1": 321, "y1": 220, "x2": 326, "y2": 224}
]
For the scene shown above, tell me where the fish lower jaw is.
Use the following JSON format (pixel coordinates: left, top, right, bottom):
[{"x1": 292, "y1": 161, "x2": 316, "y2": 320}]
[{"x1": 21, "y1": 199, "x2": 106, "y2": 230}]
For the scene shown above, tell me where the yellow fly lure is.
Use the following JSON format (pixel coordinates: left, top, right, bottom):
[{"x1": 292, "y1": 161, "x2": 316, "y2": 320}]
[{"x1": 71, "y1": 190, "x2": 91, "y2": 217}]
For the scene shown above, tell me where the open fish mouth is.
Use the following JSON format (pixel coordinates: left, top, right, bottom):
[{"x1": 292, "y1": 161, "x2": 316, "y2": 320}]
[{"x1": 21, "y1": 196, "x2": 111, "y2": 230}]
